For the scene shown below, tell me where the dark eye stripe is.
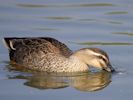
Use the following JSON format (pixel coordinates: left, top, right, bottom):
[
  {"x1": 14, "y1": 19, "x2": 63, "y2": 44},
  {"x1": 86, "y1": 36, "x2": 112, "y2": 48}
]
[
  {"x1": 102, "y1": 57, "x2": 106, "y2": 62},
  {"x1": 99, "y1": 56, "x2": 107, "y2": 63}
]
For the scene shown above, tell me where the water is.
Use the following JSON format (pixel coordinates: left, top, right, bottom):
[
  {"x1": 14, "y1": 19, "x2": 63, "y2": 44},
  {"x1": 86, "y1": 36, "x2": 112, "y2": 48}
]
[{"x1": 0, "y1": 0, "x2": 133, "y2": 100}]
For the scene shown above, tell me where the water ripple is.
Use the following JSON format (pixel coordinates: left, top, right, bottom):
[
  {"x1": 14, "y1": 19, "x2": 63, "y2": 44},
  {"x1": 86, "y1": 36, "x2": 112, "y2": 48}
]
[
  {"x1": 79, "y1": 18, "x2": 122, "y2": 25},
  {"x1": 16, "y1": 3, "x2": 115, "y2": 8},
  {"x1": 105, "y1": 11, "x2": 128, "y2": 15},
  {"x1": 76, "y1": 42, "x2": 133, "y2": 46},
  {"x1": 77, "y1": 3, "x2": 115, "y2": 7},
  {"x1": 16, "y1": 4, "x2": 49, "y2": 8},
  {"x1": 113, "y1": 32, "x2": 133, "y2": 37},
  {"x1": 43, "y1": 16, "x2": 72, "y2": 20}
]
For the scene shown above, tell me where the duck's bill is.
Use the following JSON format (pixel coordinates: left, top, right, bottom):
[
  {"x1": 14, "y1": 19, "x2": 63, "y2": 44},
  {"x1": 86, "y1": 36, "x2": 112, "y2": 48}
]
[{"x1": 103, "y1": 64, "x2": 115, "y2": 72}]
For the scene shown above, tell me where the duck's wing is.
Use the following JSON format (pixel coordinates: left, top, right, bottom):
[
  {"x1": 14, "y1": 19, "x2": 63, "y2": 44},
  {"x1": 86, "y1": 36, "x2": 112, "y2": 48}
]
[
  {"x1": 3, "y1": 37, "x2": 72, "y2": 60},
  {"x1": 40, "y1": 37, "x2": 73, "y2": 57}
]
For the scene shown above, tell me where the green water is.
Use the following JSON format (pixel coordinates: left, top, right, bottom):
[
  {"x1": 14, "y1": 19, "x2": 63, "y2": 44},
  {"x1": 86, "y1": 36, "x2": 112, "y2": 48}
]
[{"x1": 0, "y1": 0, "x2": 133, "y2": 100}]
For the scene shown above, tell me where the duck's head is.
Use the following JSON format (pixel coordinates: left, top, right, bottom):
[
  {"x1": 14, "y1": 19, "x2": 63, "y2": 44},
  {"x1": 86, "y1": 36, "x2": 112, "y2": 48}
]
[{"x1": 72, "y1": 48, "x2": 115, "y2": 72}]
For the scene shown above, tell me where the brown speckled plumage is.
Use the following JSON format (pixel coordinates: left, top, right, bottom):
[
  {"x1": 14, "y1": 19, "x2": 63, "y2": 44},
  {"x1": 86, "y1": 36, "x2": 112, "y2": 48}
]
[{"x1": 3, "y1": 37, "x2": 114, "y2": 72}]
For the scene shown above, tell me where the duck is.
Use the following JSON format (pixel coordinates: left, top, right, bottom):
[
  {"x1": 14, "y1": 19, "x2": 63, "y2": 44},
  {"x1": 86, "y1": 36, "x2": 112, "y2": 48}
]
[{"x1": 3, "y1": 37, "x2": 115, "y2": 73}]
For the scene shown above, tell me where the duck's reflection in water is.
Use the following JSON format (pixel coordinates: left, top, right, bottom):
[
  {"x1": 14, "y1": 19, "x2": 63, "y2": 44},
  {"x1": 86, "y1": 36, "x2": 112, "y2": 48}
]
[
  {"x1": 72, "y1": 72, "x2": 111, "y2": 91},
  {"x1": 8, "y1": 65, "x2": 111, "y2": 92}
]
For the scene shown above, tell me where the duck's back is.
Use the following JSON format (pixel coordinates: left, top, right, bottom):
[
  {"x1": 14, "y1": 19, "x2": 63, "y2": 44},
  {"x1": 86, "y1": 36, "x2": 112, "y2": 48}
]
[{"x1": 3, "y1": 37, "x2": 72, "y2": 71}]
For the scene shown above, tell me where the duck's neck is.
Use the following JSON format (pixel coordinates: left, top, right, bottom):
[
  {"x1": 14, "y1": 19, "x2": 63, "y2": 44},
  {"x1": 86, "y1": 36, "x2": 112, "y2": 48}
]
[{"x1": 66, "y1": 55, "x2": 89, "y2": 72}]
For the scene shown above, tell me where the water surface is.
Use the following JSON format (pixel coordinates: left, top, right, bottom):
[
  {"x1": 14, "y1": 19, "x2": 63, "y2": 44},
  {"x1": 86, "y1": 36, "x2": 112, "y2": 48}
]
[{"x1": 0, "y1": 0, "x2": 133, "y2": 100}]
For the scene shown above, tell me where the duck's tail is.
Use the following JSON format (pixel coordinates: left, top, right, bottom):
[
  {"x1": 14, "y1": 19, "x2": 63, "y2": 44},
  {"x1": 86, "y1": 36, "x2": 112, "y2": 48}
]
[{"x1": 2, "y1": 37, "x2": 16, "y2": 50}]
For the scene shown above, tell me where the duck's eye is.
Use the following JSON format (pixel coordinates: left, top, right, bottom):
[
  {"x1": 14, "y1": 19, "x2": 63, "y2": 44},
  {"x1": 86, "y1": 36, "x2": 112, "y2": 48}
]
[{"x1": 99, "y1": 56, "x2": 106, "y2": 62}]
